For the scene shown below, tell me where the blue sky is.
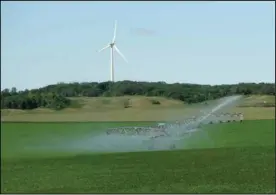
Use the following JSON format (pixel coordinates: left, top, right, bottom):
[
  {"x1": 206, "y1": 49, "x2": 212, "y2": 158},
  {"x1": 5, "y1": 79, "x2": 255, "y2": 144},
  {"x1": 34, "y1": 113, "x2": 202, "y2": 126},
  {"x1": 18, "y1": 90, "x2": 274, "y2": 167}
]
[{"x1": 1, "y1": 1, "x2": 275, "y2": 90}]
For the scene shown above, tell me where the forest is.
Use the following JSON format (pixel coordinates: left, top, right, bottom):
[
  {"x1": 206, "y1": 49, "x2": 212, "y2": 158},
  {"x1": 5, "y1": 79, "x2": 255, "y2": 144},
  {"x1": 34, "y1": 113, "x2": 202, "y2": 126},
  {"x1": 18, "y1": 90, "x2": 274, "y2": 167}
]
[{"x1": 1, "y1": 81, "x2": 275, "y2": 110}]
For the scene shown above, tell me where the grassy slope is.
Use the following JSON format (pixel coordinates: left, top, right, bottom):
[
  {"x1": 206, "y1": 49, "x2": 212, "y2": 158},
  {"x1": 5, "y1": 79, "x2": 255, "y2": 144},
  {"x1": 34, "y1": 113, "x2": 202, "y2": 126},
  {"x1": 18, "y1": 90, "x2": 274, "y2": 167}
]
[
  {"x1": 1, "y1": 120, "x2": 275, "y2": 193},
  {"x1": 1, "y1": 95, "x2": 275, "y2": 121}
]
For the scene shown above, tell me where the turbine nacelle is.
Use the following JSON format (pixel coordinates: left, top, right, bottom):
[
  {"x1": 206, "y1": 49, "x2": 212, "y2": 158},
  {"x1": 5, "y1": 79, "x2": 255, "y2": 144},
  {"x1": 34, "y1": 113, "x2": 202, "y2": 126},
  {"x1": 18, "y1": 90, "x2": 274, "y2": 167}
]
[{"x1": 110, "y1": 42, "x2": 115, "y2": 48}]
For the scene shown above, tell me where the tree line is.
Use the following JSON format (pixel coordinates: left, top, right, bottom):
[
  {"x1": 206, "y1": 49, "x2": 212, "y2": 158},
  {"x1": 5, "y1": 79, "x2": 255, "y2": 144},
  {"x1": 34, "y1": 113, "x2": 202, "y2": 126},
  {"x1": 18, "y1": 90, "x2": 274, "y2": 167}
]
[{"x1": 1, "y1": 81, "x2": 275, "y2": 110}]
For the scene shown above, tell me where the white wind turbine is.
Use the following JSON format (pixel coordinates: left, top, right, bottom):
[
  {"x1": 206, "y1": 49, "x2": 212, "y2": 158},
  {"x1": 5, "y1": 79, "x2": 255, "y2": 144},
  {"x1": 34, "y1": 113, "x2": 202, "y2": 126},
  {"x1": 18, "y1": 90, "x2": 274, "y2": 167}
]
[{"x1": 98, "y1": 20, "x2": 128, "y2": 82}]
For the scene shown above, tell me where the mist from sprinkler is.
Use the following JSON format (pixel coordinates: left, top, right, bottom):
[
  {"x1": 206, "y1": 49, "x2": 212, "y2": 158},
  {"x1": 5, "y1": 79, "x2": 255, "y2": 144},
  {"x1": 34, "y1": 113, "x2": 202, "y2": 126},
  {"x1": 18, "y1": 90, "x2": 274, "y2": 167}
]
[{"x1": 25, "y1": 95, "x2": 242, "y2": 155}]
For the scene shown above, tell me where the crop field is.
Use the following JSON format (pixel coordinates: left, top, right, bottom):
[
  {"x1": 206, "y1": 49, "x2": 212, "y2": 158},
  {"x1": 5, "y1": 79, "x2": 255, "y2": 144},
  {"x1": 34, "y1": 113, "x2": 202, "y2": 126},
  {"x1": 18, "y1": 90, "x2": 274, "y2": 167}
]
[{"x1": 1, "y1": 119, "x2": 275, "y2": 193}]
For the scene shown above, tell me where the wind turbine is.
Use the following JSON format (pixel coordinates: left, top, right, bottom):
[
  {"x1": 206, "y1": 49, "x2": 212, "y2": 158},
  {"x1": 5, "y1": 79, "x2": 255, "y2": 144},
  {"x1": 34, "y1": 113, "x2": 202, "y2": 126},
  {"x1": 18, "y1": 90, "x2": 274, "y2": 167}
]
[{"x1": 98, "y1": 20, "x2": 128, "y2": 82}]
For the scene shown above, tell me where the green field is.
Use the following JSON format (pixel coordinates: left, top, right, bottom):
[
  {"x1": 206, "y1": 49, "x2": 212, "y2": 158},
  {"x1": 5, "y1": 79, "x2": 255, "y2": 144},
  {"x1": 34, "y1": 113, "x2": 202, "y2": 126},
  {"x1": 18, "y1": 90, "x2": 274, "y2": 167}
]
[{"x1": 1, "y1": 119, "x2": 275, "y2": 193}]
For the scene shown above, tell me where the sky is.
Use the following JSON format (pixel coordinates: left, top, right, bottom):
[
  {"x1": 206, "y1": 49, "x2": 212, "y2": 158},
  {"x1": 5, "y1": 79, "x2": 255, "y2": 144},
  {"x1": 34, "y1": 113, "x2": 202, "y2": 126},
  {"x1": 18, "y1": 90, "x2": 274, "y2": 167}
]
[{"x1": 1, "y1": 1, "x2": 275, "y2": 90}]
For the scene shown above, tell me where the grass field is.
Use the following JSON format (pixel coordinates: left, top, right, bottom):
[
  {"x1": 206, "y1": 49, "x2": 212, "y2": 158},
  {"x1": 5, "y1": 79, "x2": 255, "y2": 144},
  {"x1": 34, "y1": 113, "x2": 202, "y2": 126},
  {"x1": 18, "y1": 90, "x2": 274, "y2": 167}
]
[
  {"x1": 1, "y1": 95, "x2": 275, "y2": 121},
  {"x1": 1, "y1": 119, "x2": 275, "y2": 193}
]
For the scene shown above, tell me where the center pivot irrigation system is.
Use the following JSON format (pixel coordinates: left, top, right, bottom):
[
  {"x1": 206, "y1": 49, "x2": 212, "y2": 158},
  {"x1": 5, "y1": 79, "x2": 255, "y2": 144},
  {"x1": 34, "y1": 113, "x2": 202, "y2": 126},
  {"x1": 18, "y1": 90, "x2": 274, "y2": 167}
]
[
  {"x1": 105, "y1": 113, "x2": 244, "y2": 150},
  {"x1": 98, "y1": 20, "x2": 128, "y2": 82}
]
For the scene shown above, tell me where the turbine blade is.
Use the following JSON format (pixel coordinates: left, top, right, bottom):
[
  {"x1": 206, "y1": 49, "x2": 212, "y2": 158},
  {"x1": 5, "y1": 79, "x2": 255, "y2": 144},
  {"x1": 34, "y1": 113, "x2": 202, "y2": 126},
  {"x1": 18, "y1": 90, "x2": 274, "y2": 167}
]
[
  {"x1": 112, "y1": 20, "x2": 117, "y2": 43},
  {"x1": 98, "y1": 44, "x2": 110, "y2": 53},
  {"x1": 114, "y1": 45, "x2": 128, "y2": 63}
]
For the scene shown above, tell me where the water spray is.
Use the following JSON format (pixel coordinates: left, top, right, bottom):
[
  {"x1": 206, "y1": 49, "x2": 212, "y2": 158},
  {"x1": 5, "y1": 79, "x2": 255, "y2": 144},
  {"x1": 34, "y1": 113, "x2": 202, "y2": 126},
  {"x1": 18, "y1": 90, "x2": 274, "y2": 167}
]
[{"x1": 24, "y1": 96, "x2": 243, "y2": 155}]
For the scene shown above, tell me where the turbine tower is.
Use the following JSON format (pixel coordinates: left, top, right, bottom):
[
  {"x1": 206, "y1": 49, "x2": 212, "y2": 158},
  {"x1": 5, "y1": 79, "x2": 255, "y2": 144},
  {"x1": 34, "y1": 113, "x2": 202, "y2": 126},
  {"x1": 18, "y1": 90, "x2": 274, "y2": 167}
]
[{"x1": 98, "y1": 20, "x2": 128, "y2": 82}]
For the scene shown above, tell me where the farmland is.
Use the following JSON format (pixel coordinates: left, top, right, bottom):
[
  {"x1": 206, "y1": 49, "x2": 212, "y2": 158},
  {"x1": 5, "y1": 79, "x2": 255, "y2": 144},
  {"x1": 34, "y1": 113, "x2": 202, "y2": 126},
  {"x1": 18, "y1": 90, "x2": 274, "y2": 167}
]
[
  {"x1": 1, "y1": 120, "x2": 275, "y2": 193},
  {"x1": 1, "y1": 95, "x2": 275, "y2": 193}
]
